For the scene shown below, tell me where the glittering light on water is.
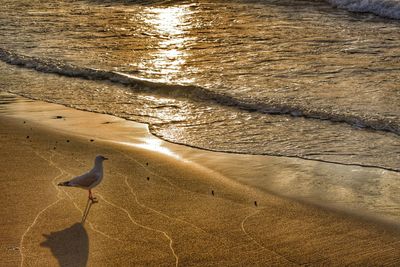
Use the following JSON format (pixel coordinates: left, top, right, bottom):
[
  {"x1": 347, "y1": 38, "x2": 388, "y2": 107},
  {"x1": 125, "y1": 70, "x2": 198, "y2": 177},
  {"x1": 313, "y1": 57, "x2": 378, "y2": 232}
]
[
  {"x1": 146, "y1": 6, "x2": 186, "y2": 36},
  {"x1": 118, "y1": 138, "x2": 181, "y2": 159},
  {"x1": 139, "y1": 5, "x2": 195, "y2": 83}
]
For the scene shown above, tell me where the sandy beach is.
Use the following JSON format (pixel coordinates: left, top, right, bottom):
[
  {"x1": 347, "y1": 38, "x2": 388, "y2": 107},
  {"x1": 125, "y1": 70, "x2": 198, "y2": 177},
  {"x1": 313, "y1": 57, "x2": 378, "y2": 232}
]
[
  {"x1": 1, "y1": 0, "x2": 399, "y2": 264},
  {"x1": 0, "y1": 94, "x2": 399, "y2": 266}
]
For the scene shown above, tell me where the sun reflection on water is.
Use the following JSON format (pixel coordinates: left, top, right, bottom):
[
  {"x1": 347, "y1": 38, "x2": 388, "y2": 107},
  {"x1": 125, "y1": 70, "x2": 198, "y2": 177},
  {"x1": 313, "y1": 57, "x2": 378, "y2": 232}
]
[
  {"x1": 146, "y1": 6, "x2": 187, "y2": 36},
  {"x1": 140, "y1": 5, "x2": 195, "y2": 83},
  {"x1": 118, "y1": 138, "x2": 181, "y2": 159}
]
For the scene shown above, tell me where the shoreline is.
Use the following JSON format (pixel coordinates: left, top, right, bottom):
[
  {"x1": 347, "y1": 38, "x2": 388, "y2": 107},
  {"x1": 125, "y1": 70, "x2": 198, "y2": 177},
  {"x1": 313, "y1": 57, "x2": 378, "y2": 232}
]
[
  {"x1": 1, "y1": 92, "x2": 400, "y2": 265},
  {"x1": 2, "y1": 92, "x2": 400, "y2": 224}
]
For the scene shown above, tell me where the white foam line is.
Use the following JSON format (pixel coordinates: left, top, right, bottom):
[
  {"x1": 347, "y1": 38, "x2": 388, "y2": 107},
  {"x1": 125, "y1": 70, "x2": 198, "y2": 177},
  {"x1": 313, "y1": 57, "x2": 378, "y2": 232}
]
[
  {"x1": 51, "y1": 147, "x2": 263, "y2": 265},
  {"x1": 240, "y1": 210, "x2": 265, "y2": 250},
  {"x1": 55, "y1": 141, "x2": 248, "y2": 210},
  {"x1": 34, "y1": 150, "x2": 123, "y2": 243},
  {"x1": 96, "y1": 193, "x2": 179, "y2": 267},
  {"x1": 122, "y1": 173, "x2": 208, "y2": 234},
  {"x1": 19, "y1": 151, "x2": 66, "y2": 267},
  {"x1": 114, "y1": 149, "x2": 252, "y2": 208},
  {"x1": 61, "y1": 188, "x2": 122, "y2": 243},
  {"x1": 240, "y1": 209, "x2": 299, "y2": 266},
  {"x1": 49, "y1": 150, "x2": 178, "y2": 254},
  {"x1": 50, "y1": 150, "x2": 198, "y2": 265},
  {"x1": 55, "y1": 148, "x2": 208, "y2": 234},
  {"x1": 19, "y1": 198, "x2": 62, "y2": 267}
]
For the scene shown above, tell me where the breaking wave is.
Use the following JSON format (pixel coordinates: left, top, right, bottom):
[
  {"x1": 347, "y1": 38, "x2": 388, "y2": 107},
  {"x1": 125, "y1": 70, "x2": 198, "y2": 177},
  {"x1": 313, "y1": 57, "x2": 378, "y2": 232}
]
[
  {"x1": 326, "y1": 0, "x2": 400, "y2": 19},
  {"x1": 0, "y1": 47, "x2": 399, "y2": 135}
]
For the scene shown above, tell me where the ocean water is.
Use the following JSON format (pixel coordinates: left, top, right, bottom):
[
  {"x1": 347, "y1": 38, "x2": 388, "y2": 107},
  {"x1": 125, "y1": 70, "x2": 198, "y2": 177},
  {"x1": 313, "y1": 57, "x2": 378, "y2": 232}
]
[{"x1": 0, "y1": 0, "x2": 399, "y2": 173}]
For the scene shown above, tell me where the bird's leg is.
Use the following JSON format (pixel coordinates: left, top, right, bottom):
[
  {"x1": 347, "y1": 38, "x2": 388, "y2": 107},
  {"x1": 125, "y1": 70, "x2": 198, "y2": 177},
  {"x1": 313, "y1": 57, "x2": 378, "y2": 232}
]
[
  {"x1": 81, "y1": 198, "x2": 91, "y2": 224},
  {"x1": 88, "y1": 189, "x2": 98, "y2": 203}
]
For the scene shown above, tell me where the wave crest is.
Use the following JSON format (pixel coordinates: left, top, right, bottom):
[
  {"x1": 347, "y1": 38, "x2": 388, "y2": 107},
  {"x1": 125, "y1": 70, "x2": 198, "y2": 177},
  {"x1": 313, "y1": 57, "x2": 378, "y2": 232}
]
[
  {"x1": 0, "y1": 48, "x2": 398, "y2": 135},
  {"x1": 327, "y1": 0, "x2": 400, "y2": 19}
]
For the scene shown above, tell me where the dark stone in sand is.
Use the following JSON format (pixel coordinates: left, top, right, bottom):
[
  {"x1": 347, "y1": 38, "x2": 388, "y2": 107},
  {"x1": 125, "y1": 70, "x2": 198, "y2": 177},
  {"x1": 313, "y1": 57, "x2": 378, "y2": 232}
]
[
  {"x1": 254, "y1": 201, "x2": 258, "y2": 207},
  {"x1": 23, "y1": 121, "x2": 26, "y2": 124},
  {"x1": 90, "y1": 139, "x2": 94, "y2": 142},
  {"x1": 66, "y1": 140, "x2": 70, "y2": 143},
  {"x1": 211, "y1": 190, "x2": 214, "y2": 196},
  {"x1": 54, "y1": 115, "x2": 64, "y2": 119},
  {"x1": 26, "y1": 136, "x2": 29, "y2": 139},
  {"x1": 54, "y1": 147, "x2": 56, "y2": 150},
  {"x1": 146, "y1": 162, "x2": 149, "y2": 166},
  {"x1": 147, "y1": 177, "x2": 150, "y2": 181}
]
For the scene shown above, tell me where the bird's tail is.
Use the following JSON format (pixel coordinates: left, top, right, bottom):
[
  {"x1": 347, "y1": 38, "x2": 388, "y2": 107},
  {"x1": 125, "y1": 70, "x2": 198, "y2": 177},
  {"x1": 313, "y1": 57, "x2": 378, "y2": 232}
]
[{"x1": 57, "y1": 181, "x2": 71, "y2": 187}]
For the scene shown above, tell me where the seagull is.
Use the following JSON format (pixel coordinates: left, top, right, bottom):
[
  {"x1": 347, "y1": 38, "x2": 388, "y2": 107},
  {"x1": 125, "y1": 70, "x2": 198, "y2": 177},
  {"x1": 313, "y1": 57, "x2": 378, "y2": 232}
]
[{"x1": 58, "y1": 155, "x2": 108, "y2": 202}]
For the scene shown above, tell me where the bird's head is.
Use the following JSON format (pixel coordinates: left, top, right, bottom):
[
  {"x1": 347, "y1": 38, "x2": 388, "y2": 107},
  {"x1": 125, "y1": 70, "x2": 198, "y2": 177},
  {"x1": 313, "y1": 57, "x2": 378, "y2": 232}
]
[{"x1": 95, "y1": 155, "x2": 108, "y2": 163}]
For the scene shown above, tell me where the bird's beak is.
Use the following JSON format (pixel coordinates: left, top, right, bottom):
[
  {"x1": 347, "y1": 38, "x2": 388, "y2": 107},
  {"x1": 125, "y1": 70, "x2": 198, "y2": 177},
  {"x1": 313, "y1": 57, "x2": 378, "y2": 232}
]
[{"x1": 104, "y1": 157, "x2": 109, "y2": 160}]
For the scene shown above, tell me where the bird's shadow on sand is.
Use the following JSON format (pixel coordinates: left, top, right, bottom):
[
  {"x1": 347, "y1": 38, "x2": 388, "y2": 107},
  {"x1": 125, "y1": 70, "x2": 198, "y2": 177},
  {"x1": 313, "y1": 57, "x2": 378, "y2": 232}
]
[
  {"x1": 40, "y1": 223, "x2": 89, "y2": 267},
  {"x1": 40, "y1": 199, "x2": 96, "y2": 266}
]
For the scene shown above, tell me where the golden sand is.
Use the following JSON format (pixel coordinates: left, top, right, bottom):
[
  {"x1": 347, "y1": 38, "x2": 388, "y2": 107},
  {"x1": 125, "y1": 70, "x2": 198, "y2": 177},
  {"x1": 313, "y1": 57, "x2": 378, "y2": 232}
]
[{"x1": 1, "y1": 98, "x2": 400, "y2": 266}]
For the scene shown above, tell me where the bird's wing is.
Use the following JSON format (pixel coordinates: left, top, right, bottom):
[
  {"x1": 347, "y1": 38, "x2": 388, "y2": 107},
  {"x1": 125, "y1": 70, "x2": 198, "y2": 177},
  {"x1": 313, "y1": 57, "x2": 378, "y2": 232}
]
[{"x1": 69, "y1": 171, "x2": 99, "y2": 187}]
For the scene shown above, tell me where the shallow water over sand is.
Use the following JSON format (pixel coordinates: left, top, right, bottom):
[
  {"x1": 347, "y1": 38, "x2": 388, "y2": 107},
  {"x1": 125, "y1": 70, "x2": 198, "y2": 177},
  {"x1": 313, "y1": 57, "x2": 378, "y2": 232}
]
[
  {"x1": 0, "y1": 0, "x2": 399, "y2": 171},
  {"x1": 2, "y1": 91, "x2": 400, "y2": 224}
]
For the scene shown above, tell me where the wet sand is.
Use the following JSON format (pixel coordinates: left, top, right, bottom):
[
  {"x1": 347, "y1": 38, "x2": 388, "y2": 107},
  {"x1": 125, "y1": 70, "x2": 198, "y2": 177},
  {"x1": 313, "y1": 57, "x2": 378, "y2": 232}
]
[{"x1": 1, "y1": 96, "x2": 400, "y2": 266}]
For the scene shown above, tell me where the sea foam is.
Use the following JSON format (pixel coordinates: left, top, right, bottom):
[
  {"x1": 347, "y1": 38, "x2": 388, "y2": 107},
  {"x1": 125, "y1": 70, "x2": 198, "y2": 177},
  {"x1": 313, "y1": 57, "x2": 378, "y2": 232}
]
[
  {"x1": 327, "y1": 0, "x2": 400, "y2": 19},
  {"x1": 0, "y1": 48, "x2": 399, "y2": 136}
]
